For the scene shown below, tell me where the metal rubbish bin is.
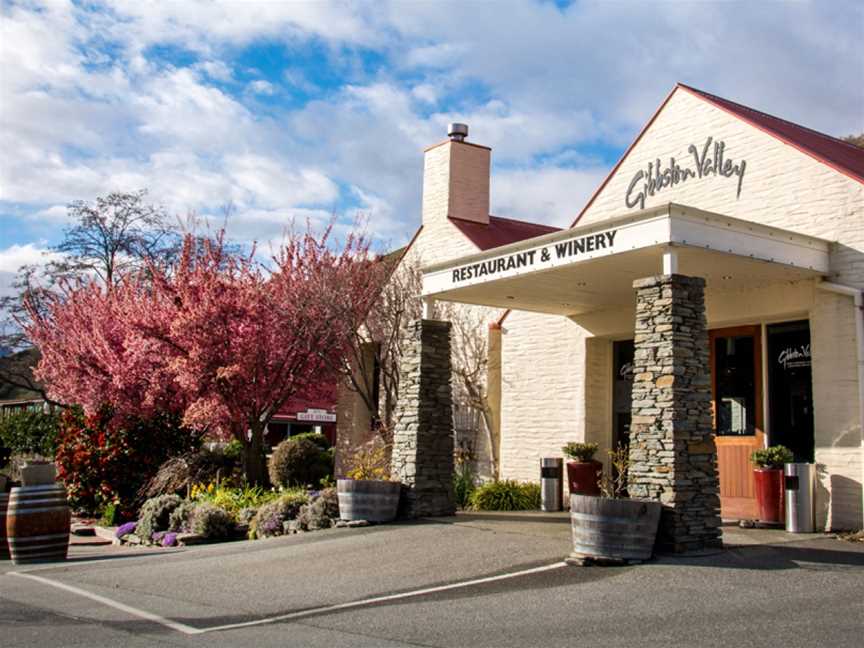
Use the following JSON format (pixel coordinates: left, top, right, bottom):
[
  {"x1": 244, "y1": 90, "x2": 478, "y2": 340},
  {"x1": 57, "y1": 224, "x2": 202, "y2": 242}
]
[
  {"x1": 540, "y1": 458, "x2": 563, "y2": 512},
  {"x1": 784, "y1": 462, "x2": 815, "y2": 533}
]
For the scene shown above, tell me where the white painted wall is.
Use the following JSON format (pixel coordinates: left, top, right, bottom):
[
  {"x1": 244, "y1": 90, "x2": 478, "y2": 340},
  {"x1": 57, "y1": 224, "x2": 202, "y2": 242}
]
[{"x1": 499, "y1": 87, "x2": 863, "y2": 528}]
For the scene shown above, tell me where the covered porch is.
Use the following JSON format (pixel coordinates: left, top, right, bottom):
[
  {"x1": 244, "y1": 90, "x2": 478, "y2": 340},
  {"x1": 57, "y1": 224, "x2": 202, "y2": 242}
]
[{"x1": 420, "y1": 203, "x2": 830, "y2": 551}]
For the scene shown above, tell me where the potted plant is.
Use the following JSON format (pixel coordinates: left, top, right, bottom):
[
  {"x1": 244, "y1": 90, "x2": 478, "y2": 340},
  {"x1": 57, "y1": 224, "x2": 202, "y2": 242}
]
[
  {"x1": 337, "y1": 441, "x2": 401, "y2": 523},
  {"x1": 569, "y1": 444, "x2": 661, "y2": 563},
  {"x1": 562, "y1": 442, "x2": 601, "y2": 496},
  {"x1": 750, "y1": 445, "x2": 793, "y2": 525}
]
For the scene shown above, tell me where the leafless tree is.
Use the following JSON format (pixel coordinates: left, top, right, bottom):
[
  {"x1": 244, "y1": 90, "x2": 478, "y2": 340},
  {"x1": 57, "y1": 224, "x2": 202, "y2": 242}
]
[
  {"x1": 439, "y1": 301, "x2": 499, "y2": 479},
  {"x1": 0, "y1": 190, "x2": 181, "y2": 397},
  {"x1": 335, "y1": 251, "x2": 422, "y2": 444}
]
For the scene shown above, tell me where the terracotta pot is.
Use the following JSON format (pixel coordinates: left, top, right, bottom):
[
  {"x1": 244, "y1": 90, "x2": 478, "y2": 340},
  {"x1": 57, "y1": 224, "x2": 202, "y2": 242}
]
[
  {"x1": 754, "y1": 468, "x2": 785, "y2": 524},
  {"x1": 566, "y1": 460, "x2": 602, "y2": 496},
  {"x1": 570, "y1": 494, "x2": 662, "y2": 561}
]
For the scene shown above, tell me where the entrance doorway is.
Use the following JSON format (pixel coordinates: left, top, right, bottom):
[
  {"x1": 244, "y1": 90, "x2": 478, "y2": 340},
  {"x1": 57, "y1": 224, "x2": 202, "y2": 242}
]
[{"x1": 710, "y1": 325, "x2": 764, "y2": 520}]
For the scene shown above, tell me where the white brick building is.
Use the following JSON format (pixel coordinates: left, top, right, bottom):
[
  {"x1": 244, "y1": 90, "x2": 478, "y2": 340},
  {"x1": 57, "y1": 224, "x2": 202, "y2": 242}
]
[{"x1": 342, "y1": 84, "x2": 864, "y2": 531}]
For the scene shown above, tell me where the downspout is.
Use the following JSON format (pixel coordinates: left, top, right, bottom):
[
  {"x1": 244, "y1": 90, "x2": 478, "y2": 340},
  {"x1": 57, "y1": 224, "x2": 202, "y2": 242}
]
[{"x1": 818, "y1": 280, "x2": 864, "y2": 528}]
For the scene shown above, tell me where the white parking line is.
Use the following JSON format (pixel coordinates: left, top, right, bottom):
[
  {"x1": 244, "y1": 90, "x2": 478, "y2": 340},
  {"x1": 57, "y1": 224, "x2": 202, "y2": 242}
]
[
  {"x1": 9, "y1": 561, "x2": 568, "y2": 636},
  {"x1": 8, "y1": 571, "x2": 205, "y2": 635}
]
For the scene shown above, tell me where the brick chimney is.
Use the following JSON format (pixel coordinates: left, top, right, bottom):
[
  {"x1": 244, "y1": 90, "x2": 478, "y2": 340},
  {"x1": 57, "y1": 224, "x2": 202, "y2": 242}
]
[{"x1": 422, "y1": 123, "x2": 490, "y2": 226}]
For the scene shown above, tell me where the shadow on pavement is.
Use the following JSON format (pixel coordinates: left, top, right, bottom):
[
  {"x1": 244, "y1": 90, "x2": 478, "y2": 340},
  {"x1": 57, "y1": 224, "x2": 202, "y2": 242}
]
[{"x1": 659, "y1": 541, "x2": 864, "y2": 571}]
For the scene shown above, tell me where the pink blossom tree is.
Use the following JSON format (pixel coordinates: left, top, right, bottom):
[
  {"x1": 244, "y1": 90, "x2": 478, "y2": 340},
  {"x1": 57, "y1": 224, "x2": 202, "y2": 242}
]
[{"x1": 27, "y1": 226, "x2": 385, "y2": 484}]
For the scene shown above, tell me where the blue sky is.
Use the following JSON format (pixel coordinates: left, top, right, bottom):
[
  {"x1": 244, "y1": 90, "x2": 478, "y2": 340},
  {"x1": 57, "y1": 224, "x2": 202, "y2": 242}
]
[{"x1": 1, "y1": 0, "x2": 862, "y2": 295}]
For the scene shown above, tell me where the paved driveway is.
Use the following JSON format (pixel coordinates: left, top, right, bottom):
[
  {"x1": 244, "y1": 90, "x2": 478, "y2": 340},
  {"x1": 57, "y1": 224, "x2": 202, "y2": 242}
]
[{"x1": 2, "y1": 513, "x2": 863, "y2": 647}]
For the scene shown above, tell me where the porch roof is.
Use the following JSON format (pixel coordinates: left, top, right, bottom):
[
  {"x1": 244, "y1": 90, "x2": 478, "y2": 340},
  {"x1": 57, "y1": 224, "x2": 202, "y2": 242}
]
[{"x1": 421, "y1": 203, "x2": 831, "y2": 316}]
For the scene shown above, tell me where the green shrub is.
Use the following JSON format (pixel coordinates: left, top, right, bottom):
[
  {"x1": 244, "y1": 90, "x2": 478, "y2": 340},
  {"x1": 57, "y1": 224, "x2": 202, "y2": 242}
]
[
  {"x1": 751, "y1": 445, "x2": 794, "y2": 469},
  {"x1": 190, "y1": 503, "x2": 235, "y2": 539},
  {"x1": 137, "y1": 494, "x2": 184, "y2": 541},
  {"x1": 0, "y1": 409, "x2": 59, "y2": 458},
  {"x1": 168, "y1": 500, "x2": 196, "y2": 532},
  {"x1": 453, "y1": 464, "x2": 476, "y2": 510},
  {"x1": 268, "y1": 437, "x2": 333, "y2": 488},
  {"x1": 249, "y1": 490, "x2": 309, "y2": 539},
  {"x1": 200, "y1": 483, "x2": 279, "y2": 516},
  {"x1": 469, "y1": 480, "x2": 541, "y2": 511},
  {"x1": 562, "y1": 442, "x2": 599, "y2": 462},
  {"x1": 291, "y1": 432, "x2": 332, "y2": 451},
  {"x1": 238, "y1": 506, "x2": 258, "y2": 526},
  {"x1": 296, "y1": 487, "x2": 339, "y2": 531},
  {"x1": 140, "y1": 447, "x2": 238, "y2": 500}
]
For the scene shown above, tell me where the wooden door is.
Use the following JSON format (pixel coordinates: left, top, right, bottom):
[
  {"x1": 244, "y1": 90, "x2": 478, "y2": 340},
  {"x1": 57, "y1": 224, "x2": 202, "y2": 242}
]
[{"x1": 710, "y1": 326, "x2": 764, "y2": 520}]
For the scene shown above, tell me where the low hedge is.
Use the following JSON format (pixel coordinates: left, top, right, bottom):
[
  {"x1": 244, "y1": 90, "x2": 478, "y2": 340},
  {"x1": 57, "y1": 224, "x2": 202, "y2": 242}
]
[{"x1": 469, "y1": 480, "x2": 541, "y2": 511}]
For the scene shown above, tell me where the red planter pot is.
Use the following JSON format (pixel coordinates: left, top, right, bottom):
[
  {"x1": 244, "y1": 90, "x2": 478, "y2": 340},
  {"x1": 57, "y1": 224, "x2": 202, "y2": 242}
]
[
  {"x1": 566, "y1": 460, "x2": 602, "y2": 496},
  {"x1": 754, "y1": 468, "x2": 785, "y2": 524}
]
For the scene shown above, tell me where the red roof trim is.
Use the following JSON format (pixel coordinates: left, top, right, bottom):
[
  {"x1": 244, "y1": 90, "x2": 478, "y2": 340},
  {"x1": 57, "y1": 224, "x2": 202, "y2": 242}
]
[
  {"x1": 449, "y1": 214, "x2": 560, "y2": 251},
  {"x1": 678, "y1": 84, "x2": 864, "y2": 185}
]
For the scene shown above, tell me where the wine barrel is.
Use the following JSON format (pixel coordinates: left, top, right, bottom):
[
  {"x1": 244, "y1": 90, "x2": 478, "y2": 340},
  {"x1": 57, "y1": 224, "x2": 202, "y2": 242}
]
[
  {"x1": 0, "y1": 493, "x2": 9, "y2": 560},
  {"x1": 6, "y1": 484, "x2": 71, "y2": 564},
  {"x1": 337, "y1": 479, "x2": 400, "y2": 522},
  {"x1": 570, "y1": 494, "x2": 661, "y2": 561}
]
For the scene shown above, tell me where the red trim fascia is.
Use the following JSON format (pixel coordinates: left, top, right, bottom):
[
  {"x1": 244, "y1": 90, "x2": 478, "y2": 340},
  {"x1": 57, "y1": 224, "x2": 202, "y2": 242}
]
[
  {"x1": 568, "y1": 84, "x2": 680, "y2": 229},
  {"x1": 677, "y1": 84, "x2": 864, "y2": 186}
]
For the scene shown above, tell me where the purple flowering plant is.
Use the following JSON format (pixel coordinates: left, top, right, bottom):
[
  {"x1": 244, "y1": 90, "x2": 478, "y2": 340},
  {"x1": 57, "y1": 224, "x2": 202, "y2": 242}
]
[{"x1": 116, "y1": 521, "x2": 137, "y2": 539}]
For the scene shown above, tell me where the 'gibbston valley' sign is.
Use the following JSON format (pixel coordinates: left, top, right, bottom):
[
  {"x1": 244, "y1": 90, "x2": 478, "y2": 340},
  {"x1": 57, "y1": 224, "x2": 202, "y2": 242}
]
[{"x1": 625, "y1": 136, "x2": 747, "y2": 210}]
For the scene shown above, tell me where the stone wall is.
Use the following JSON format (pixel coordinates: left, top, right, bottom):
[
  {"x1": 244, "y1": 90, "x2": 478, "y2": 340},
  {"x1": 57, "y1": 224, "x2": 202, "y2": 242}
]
[
  {"x1": 628, "y1": 274, "x2": 722, "y2": 552},
  {"x1": 391, "y1": 319, "x2": 456, "y2": 517}
]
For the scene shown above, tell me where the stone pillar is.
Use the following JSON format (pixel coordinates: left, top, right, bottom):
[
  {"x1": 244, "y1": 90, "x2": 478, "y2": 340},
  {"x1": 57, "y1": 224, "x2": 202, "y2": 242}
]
[
  {"x1": 628, "y1": 275, "x2": 722, "y2": 552},
  {"x1": 391, "y1": 319, "x2": 456, "y2": 517}
]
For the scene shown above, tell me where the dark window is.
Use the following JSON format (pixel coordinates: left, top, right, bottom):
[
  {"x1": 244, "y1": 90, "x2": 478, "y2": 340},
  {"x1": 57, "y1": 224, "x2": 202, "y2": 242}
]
[
  {"x1": 612, "y1": 339, "x2": 634, "y2": 450},
  {"x1": 714, "y1": 334, "x2": 757, "y2": 436},
  {"x1": 767, "y1": 320, "x2": 814, "y2": 462}
]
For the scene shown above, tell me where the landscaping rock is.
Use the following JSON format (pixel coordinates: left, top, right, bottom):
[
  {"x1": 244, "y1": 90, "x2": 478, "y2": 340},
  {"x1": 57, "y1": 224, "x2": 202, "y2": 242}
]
[
  {"x1": 71, "y1": 524, "x2": 96, "y2": 536},
  {"x1": 176, "y1": 533, "x2": 205, "y2": 546},
  {"x1": 346, "y1": 519, "x2": 371, "y2": 528}
]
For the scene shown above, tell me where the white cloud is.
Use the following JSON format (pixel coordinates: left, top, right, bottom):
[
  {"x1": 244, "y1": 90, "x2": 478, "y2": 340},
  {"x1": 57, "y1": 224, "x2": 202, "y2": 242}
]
[
  {"x1": 1, "y1": 0, "x2": 861, "y2": 269},
  {"x1": 492, "y1": 165, "x2": 608, "y2": 228},
  {"x1": 246, "y1": 79, "x2": 276, "y2": 96},
  {"x1": 0, "y1": 243, "x2": 59, "y2": 274}
]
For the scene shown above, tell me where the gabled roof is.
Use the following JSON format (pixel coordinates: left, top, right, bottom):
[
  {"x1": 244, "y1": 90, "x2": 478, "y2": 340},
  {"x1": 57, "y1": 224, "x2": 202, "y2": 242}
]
[
  {"x1": 450, "y1": 215, "x2": 561, "y2": 251},
  {"x1": 571, "y1": 83, "x2": 864, "y2": 230},
  {"x1": 678, "y1": 84, "x2": 864, "y2": 184}
]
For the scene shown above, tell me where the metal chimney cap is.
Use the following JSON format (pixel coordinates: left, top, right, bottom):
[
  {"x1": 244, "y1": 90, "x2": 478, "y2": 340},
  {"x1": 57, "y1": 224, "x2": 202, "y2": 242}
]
[{"x1": 448, "y1": 123, "x2": 469, "y2": 142}]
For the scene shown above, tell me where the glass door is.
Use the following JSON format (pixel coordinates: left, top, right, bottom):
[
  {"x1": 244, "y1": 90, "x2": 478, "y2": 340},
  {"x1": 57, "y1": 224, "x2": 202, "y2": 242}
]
[{"x1": 710, "y1": 325, "x2": 764, "y2": 520}]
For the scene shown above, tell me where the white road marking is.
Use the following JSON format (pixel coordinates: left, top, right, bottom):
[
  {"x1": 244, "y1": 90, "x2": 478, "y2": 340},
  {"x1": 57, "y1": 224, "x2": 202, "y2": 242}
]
[
  {"x1": 8, "y1": 561, "x2": 569, "y2": 636},
  {"x1": 199, "y1": 561, "x2": 569, "y2": 634},
  {"x1": 8, "y1": 571, "x2": 206, "y2": 635}
]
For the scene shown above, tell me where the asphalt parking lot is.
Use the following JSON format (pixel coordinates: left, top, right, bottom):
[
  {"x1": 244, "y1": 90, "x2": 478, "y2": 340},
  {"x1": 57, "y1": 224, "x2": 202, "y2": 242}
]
[{"x1": 2, "y1": 513, "x2": 863, "y2": 648}]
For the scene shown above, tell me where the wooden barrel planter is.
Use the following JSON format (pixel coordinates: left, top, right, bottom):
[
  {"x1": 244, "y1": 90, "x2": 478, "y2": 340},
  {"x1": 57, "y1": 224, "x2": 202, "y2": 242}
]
[
  {"x1": 570, "y1": 494, "x2": 662, "y2": 562},
  {"x1": 0, "y1": 492, "x2": 9, "y2": 561},
  {"x1": 337, "y1": 479, "x2": 400, "y2": 523},
  {"x1": 6, "y1": 484, "x2": 71, "y2": 564}
]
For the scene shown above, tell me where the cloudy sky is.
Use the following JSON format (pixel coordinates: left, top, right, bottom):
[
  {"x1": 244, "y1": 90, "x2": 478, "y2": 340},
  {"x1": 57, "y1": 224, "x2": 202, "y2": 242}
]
[{"x1": 1, "y1": 0, "x2": 862, "y2": 290}]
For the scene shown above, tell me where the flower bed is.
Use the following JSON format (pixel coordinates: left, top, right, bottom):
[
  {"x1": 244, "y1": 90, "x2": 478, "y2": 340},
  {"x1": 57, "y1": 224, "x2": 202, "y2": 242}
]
[{"x1": 114, "y1": 483, "x2": 345, "y2": 548}]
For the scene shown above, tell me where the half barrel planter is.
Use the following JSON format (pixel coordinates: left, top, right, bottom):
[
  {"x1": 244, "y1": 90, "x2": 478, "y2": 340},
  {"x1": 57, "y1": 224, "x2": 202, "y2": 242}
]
[
  {"x1": 6, "y1": 483, "x2": 71, "y2": 564},
  {"x1": 337, "y1": 479, "x2": 401, "y2": 523},
  {"x1": 570, "y1": 494, "x2": 662, "y2": 562}
]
